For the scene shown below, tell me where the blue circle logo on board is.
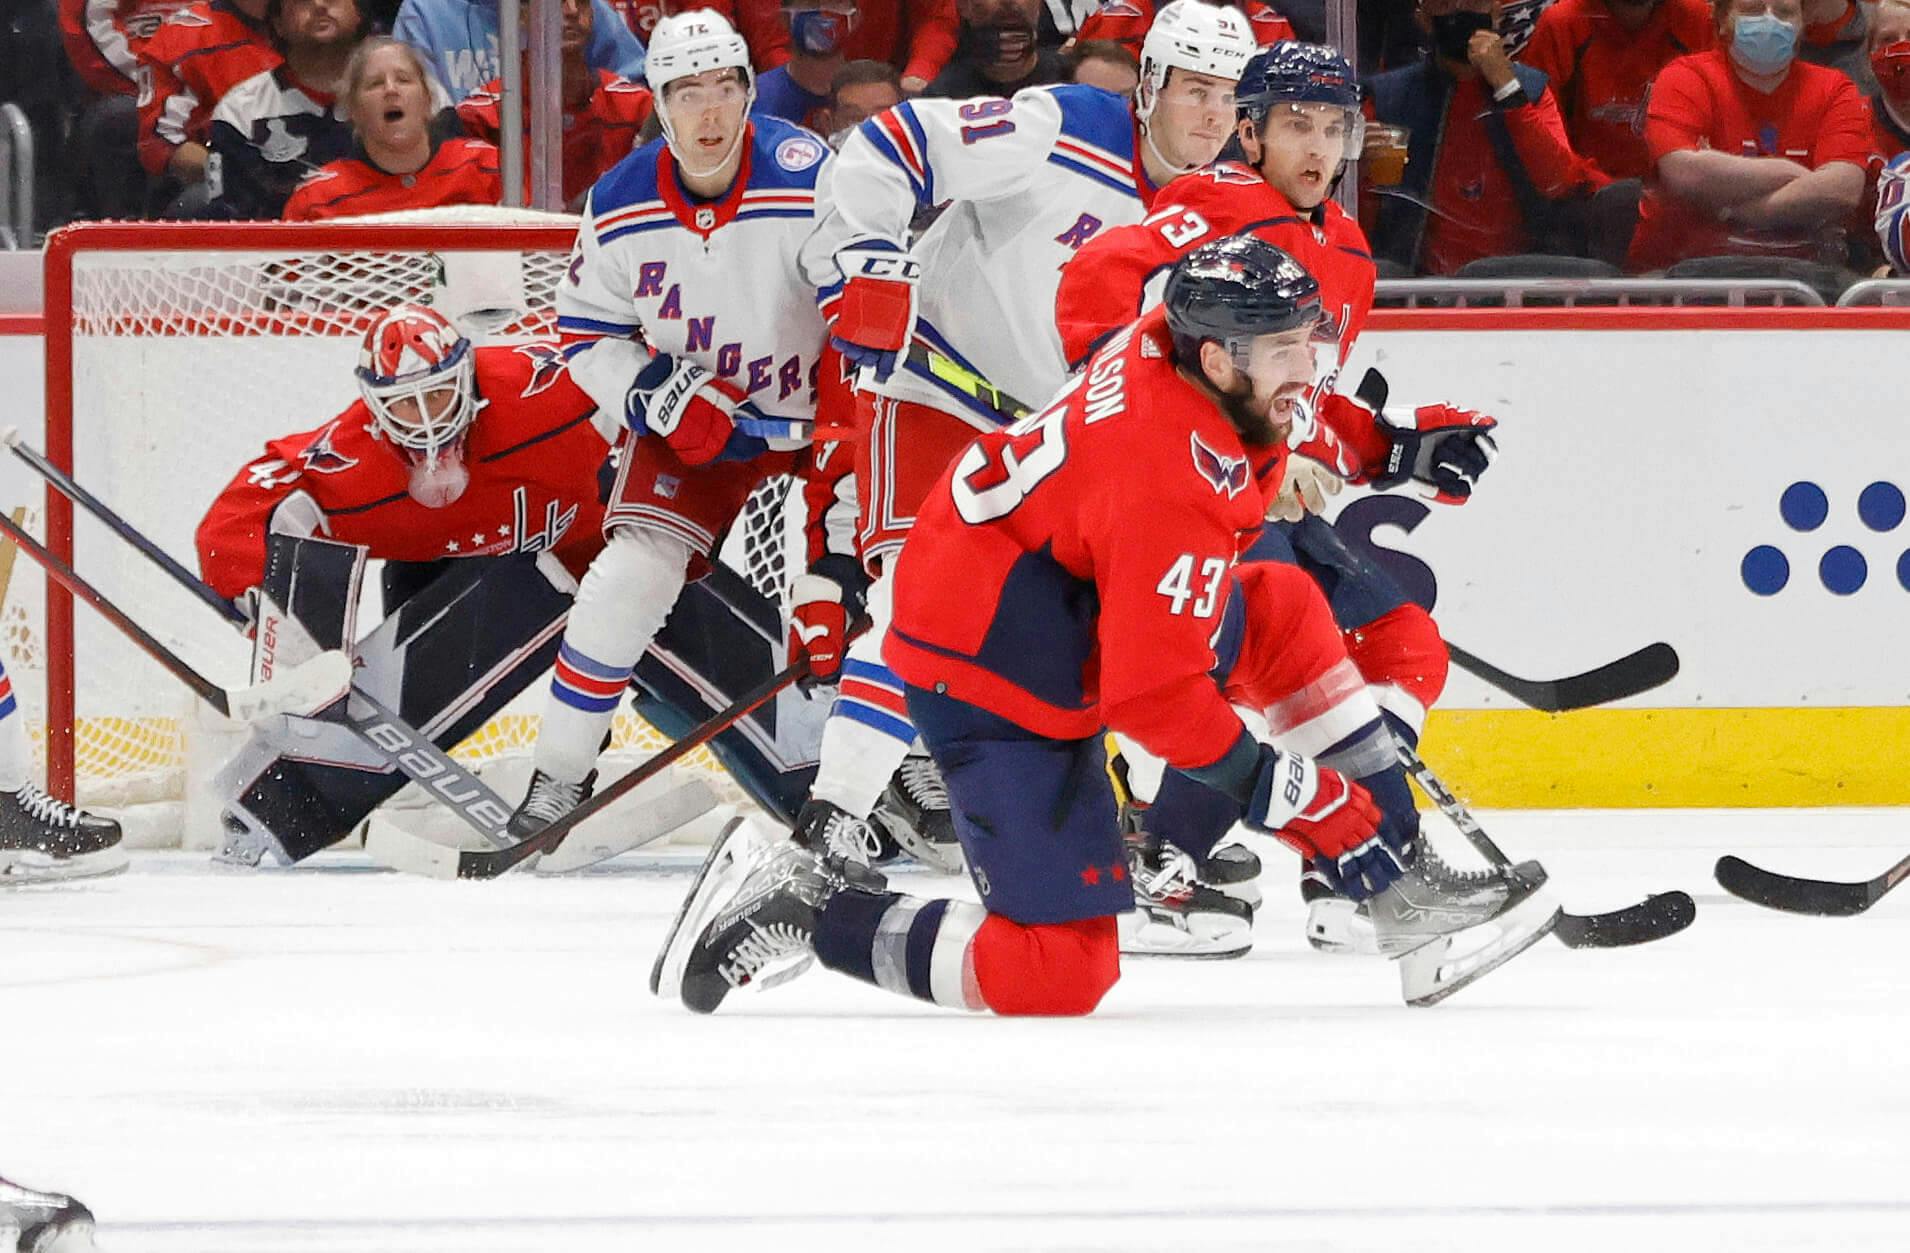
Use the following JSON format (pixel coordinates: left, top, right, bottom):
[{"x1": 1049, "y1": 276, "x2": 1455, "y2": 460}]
[{"x1": 1744, "y1": 481, "x2": 1910, "y2": 595}]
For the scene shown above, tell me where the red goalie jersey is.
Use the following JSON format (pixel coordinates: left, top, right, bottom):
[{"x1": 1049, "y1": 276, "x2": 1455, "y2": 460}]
[
  {"x1": 1055, "y1": 162, "x2": 1391, "y2": 472},
  {"x1": 197, "y1": 343, "x2": 615, "y2": 599},
  {"x1": 885, "y1": 311, "x2": 1280, "y2": 773}
]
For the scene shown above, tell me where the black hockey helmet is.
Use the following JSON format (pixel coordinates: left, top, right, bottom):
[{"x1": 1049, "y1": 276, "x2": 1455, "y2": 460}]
[
  {"x1": 1164, "y1": 235, "x2": 1323, "y2": 367},
  {"x1": 1235, "y1": 42, "x2": 1364, "y2": 161}
]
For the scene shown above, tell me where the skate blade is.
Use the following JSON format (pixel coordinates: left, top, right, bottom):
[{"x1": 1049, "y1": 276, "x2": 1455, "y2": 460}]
[
  {"x1": 0, "y1": 845, "x2": 129, "y2": 885},
  {"x1": 1398, "y1": 888, "x2": 1561, "y2": 1007},
  {"x1": 1116, "y1": 910, "x2": 1253, "y2": 960},
  {"x1": 25, "y1": 1214, "x2": 99, "y2": 1253},
  {"x1": 648, "y1": 810, "x2": 760, "y2": 1000}
]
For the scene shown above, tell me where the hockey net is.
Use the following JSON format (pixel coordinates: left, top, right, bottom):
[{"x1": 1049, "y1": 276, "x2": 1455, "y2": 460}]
[{"x1": 33, "y1": 214, "x2": 797, "y2": 847}]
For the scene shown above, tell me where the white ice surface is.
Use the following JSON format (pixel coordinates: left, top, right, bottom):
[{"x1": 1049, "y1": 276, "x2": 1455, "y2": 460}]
[{"x1": 3, "y1": 808, "x2": 1908, "y2": 1253}]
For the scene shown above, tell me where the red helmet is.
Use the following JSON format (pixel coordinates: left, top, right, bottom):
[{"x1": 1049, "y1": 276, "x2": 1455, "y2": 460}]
[{"x1": 355, "y1": 305, "x2": 480, "y2": 454}]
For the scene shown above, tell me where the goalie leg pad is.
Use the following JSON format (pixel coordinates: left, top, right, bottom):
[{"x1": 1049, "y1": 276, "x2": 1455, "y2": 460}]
[
  {"x1": 218, "y1": 555, "x2": 573, "y2": 862},
  {"x1": 532, "y1": 526, "x2": 692, "y2": 784}
]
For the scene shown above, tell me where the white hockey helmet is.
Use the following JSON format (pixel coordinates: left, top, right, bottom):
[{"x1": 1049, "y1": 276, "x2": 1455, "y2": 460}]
[
  {"x1": 646, "y1": 9, "x2": 756, "y2": 165},
  {"x1": 1136, "y1": 0, "x2": 1257, "y2": 124}
]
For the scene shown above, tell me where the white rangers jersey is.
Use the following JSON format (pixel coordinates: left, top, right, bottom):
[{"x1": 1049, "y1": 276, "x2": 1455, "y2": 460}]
[
  {"x1": 559, "y1": 114, "x2": 847, "y2": 449},
  {"x1": 823, "y1": 84, "x2": 1162, "y2": 426}
]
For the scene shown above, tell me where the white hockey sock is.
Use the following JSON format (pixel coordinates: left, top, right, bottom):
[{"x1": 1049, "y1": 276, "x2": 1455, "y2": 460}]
[
  {"x1": 0, "y1": 650, "x2": 27, "y2": 792},
  {"x1": 810, "y1": 572, "x2": 914, "y2": 818},
  {"x1": 533, "y1": 527, "x2": 691, "y2": 784}
]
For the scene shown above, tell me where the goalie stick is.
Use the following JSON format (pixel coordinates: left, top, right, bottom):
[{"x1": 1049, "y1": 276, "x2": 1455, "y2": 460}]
[
  {"x1": 1397, "y1": 741, "x2": 1696, "y2": 947},
  {"x1": 1713, "y1": 852, "x2": 1910, "y2": 917},
  {"x1": 906, "y1": 347, "x2": 1679, "y2": 713},
  {"x1": 0, "y1": 508, "x2": 351, "y2": 725}
]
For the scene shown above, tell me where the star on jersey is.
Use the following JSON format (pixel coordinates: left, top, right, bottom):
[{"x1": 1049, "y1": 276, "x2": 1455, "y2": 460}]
[{"x1": 434, "y1": 488, "x2": 576, "y2": 558}]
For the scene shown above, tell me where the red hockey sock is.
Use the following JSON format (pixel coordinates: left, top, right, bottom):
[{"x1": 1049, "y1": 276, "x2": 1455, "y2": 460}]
[
  {"x1": 1342, "y1": 604, "x2": 1449, "y2": 736},
  {"x1": 970, "y1": 915, "x2": 1120, "y2": 1017}
]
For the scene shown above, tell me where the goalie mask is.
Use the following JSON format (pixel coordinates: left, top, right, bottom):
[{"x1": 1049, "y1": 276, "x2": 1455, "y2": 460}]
[{"x1": 356, "y1": 305, "x2": 484, "y2": 508}]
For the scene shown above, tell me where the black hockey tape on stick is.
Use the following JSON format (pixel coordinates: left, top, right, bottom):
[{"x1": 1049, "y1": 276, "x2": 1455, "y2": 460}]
[
  {"x1": 1396, "y1": 740, "x2": 1696, "y2": 948},
  {"x1": 1446, "y1": 641, "x2": 1681, "y2": 713}
]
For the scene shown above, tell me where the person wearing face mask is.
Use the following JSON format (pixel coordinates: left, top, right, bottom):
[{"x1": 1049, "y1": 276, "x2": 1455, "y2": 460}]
[
  {"x1": 787, "y1": 1, "x2": 1255, "y2": 877},
  {"x1": 1364, "y1": 0, "x2": 1605, "y2": 273},
  {"x1": 1520, "y1": 0, "x2": 1714, "y2": 181},
  {"x1": 928, "y1": 0, "x2": 1071, "y2": 95},
  {"x1": 736, "y1": 0, "x2": 958, "y2": 95},
  {"x1": 1627, "y1": 0, "x2": 1869, "y2": 270},
  {"x1": 288, "y1": 37, "x2": 502, "y2": 218},
  {"x1": 752, "y1": 0, "x2": 855, "y2": 127}
]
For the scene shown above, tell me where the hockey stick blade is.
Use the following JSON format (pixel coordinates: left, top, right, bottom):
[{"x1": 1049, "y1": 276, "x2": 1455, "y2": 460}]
[
  {"x1": 1714, "y1": 853, "x2": 1910, "y2": 917},
  {"x1": 1448, "y1": 641, "x2": 1680, "y2": 712},
  {"x1": 1552, "y1": 890, "x2": 1696, "y2": 947}
]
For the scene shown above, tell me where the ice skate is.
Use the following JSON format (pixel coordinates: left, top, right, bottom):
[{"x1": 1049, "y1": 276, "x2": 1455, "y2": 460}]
[
  {"x1": 1119, "y1": 833, "x2": 1254, "y2": 958},
  {"x1": 791, "y1": 797, "x2": 895, "y2": 879},
  {"x1": 0, "y1": 1175, "x2": 97, "y2": 1252},
  {"x1": 1300, "y1": 868, "x2": 1378, "y2": 956},
  {"x1": 507, "y1": 768, "x2": 595, "y2": 840},
  {"x1": 653, "y1": 816, "x2": 866, "y2": 1013},
  {"x1": 871, "y1": 755, "x2": 965, "y2": 873},
  {"x1": 0, "y1": 784, "x2": 126, "y2": 884},
  {"x1": 1370, "y1": 845, "x2": 1559, "y2": 1006}
]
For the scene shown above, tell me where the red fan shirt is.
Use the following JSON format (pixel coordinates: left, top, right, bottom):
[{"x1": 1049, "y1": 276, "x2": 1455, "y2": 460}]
[
  {"x1": 1519, "y1": 0, "x2": 1714, "y2": 180},
  {"x1": 1072, "y1": 0, "x2": 1295, "y2": 59},
  {"x1": 1631, "y1": 48, "x2": 1871, "y2": 270},
  {"x1": 734, "y1": 0, "x2": 958, "y2": 85},
  {"x1": 135, "y1": 0, "x2": 278, "y2": 175},
  {"x1": 886, "y1": 309, "x2": 1280, "y2": 771},
  {"x1": 281, "y1": 137, "x2": 503, "y2": 221},
  {"x1": 60, "y1": 0, "x2": 195, "y2": 97},
  {"x1": 455, "y1": 70, "x2": 653, "y2": 209},
  {"x1": 196, "y1": 343, "x2": 613, "y2": 597}
]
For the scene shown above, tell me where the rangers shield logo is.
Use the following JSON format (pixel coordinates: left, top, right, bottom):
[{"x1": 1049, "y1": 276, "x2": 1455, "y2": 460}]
[{"x1": 1190, "y1": 432, "x2": 1248, "y2": 498}]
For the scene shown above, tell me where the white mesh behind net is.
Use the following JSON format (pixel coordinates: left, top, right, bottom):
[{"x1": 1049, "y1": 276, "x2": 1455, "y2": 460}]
[{"x1": 31, "y1": 217, "x2": 796, "y2": 845}]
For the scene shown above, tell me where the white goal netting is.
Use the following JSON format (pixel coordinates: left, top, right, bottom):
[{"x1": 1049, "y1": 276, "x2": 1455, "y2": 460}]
[{"x1": 30, "y1": 214, "x2": 796, "y2": 847}]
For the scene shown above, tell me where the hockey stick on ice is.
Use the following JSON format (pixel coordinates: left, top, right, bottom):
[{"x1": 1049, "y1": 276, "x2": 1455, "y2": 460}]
[
  {"x1": 1397, "y1": 741, "x2": 1696, "y2": 948},
  {"x1": 905, "y1": 351, "x2": 1679, "y2": 712},
  {"x1": 1713, "y1": 852, "x2": 1910, "y2": 917},
  {"x1": 0, "y1": 508, "x2": 351, "y2": 724}
]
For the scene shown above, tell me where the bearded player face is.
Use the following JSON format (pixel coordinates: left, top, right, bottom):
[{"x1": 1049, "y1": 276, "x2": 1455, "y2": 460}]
[{"x1": 1200, "y1": 323, "x2": 1326, "y2": 446}]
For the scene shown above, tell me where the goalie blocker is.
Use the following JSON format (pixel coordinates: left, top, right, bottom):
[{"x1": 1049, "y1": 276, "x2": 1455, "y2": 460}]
[{"x1": 217, "y1": 535, "x2": 828, "y2": 864}]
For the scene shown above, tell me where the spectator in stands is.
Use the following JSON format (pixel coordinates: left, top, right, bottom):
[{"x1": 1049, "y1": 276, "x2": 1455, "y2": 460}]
[
  {"x1": 1364, "y1": 0, "x2": 1604, "y2": 273},
  {"x1": 751, "y1": 0, "x2": 852, "y2": 127},
  {"x1": 928, "y1": 0, "x2": 1067, "y2": 95},
  {"x1": 736, "y1": 0, "x2": 957, "y2": 94},
  {"x1": 59, "y1": 0, "x2": 190, "y2": 218},
  {"x1": 1520, "y1": 0, "x2": 1713, "y2": 182},
  {"x1": 285, "y1": 36, "x2": 501, "y2": 216},
  {"x1": 455, "y1": 0, "x2": 651, "y2": 207},
  {"x1": 825, "y1": 57, "x2": 901, "y2": 136},
  {"x1": 1071, "y1": 0, "x2": 1292, "y2": 59},
  {"x1": 1851, "y1": 0, "x2": 1910, "y2": 269},
  {"x1": 1799, "y1": 0, "x2": 1872, "y2": 93},
  {"x1": 392, "y1": 0, "x2": 646, "y2": 98},
  {"x1": 135, "y1": 0, "x2": 279, "y2": 208},
  {"x1": 1627, "y1": 0, "x2": 1869, "y2": 270},
  {"x1": 1065, "y1": 35, "x2": 1139, "y2": 91},
  {"x1": 203, "y1": 0, "x2": 369, "y2": 217}
]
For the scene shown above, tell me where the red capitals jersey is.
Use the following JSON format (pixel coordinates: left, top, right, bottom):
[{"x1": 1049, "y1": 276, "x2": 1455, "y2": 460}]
[
  {"x1": 1073, "y1": 0, "x2": 1294, "y2": 59},
  {"x1": 1519, "y1": 0, "x2": 1713, "y2": 180},
  {"x1": 135, "y1": 0, "x2": 278, "y2": 175},
  {"x1": 281, "y1": 138, "x2": 502, "y2": 221},
  {"x1": 456, "y1": 71, "x2": 653, "y2": 209},
  {"x1": 886, "y1": 311, "x2": 1280, "y2": 772},
  {"x1": 1053, "y1": 163, "x2": 1390, "y2": 473},
  {"x1": 60, "y1": 0, "x2": 195, "y2": 97},
  {"x1": 196, "y1": 344, "x2": 613, "y2": 599},
  {"x1": 1631, "y1": 49, "x2": 1871, "y2": 270}
]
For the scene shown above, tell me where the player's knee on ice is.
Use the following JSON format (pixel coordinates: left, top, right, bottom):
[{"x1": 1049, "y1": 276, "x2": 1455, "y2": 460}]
[{"x1": 971, "y1": 915, "x2": 1120, "y2": 1016}]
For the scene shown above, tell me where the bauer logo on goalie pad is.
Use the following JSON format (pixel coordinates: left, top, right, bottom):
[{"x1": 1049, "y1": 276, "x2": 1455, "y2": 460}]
[{"x1": 1190, "y1": 432, "x2": 1249, "y2": 498}]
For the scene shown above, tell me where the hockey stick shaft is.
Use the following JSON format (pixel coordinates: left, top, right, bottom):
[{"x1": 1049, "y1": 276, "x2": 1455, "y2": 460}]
[{"x1": 453, "y1": 654, "x2": 813, "y2": 878}]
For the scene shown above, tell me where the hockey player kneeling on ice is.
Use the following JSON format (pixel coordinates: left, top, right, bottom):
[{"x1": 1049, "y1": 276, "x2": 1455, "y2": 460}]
[
  {"x1": 196, "y1": 304, "x2": 621, "y2": 865},
  {"x1": 656, "y1": 238, "x2": 1555, "y2": 1014},
  {"x1": 0, "y1": 1172, "x2": 96, "y2": 1251},
  {"x1": 0, "y1": 642, "x2": 123, "y2": 884}
]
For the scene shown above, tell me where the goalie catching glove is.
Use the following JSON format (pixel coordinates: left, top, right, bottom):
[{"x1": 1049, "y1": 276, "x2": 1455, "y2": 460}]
[
  {"x1": 830, "y1": 242, "x2": 919, "y2": 382},
  {"x1": 625, "y1": 351, "x2": 768, "y2": 466}
]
